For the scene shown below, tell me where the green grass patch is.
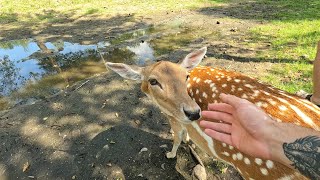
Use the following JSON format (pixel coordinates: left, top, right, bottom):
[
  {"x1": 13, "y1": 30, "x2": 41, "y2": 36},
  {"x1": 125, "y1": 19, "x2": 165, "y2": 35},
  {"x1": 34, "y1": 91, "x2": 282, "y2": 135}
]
[
  {"x1": 251, "y1": 21, "x2": 320, "y2": 61},
  {"x1": 243, "y1": 0, "x2": 319, "y2": 92},
  {"x1": 261, "y1": 62, "x2": 312, "y2": 93}
]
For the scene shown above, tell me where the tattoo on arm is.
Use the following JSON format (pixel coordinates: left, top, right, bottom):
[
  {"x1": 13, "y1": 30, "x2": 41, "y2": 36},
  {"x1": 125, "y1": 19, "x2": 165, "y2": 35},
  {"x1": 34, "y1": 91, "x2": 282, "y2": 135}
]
[{"x1": 283, "y1": 136, "x2": 320, "y2": 180}]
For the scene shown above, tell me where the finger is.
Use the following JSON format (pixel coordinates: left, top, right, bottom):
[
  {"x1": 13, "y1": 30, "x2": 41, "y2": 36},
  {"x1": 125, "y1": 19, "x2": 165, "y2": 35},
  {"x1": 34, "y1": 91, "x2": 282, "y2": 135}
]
[
  {"x1": 200, "y1": 120, "x2": 232, "y2": 134},
  {"x1": 204, "y1": 129, "x2": 233, "y2": 145},
  {"x1": 207, "y1": 103, "x2": 234, "y2": 114},
  {"x1": 201, "y1": 111, "x2": 234, "y2": 123},
  {"x1": 219, "y1": 93, "x2": 250, "y2": 109}
]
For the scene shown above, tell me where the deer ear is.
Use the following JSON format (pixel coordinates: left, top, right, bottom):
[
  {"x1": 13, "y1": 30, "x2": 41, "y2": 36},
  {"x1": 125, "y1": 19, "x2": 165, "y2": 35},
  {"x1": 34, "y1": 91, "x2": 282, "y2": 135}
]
[
  {"x1": 180, "y1": 47, "x2": 207, "y2": 70},
  {"x1": 106, "y1": 62, "x2": 143, "y2": 81}
]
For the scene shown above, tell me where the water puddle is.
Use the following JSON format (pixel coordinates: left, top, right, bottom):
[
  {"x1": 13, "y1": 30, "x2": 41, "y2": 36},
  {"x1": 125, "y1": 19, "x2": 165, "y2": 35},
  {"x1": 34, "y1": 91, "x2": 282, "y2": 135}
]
[
  {"x1": 0, "y1": 37, "x2": 156, "y2": 110},
  {"x1": 0, "y1": 25, "x2": 220, "y2": 110}
]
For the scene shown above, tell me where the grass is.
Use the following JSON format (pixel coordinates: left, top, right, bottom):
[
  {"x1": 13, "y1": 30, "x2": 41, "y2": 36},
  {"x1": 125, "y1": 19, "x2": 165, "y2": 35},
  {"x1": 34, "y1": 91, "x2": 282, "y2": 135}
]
[
  {"x1": 243, "y1": 0, "x2": 320, "y2": 93},
  {"x1": 251, "y1": 21, "x2": 320, "y2": 62},
  {"x1": 261, "y1": 62, "x2": 313, "y2": 93},
  {"x1": 0, "y1": 0, "x2": 213, "y2": 23}
]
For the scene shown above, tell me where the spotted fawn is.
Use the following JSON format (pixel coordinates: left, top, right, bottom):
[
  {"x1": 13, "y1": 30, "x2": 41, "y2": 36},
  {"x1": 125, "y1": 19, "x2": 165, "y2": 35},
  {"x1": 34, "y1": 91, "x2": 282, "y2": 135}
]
[{"x1": 107, "y1": 47, "x2": 320, "y2": 180}]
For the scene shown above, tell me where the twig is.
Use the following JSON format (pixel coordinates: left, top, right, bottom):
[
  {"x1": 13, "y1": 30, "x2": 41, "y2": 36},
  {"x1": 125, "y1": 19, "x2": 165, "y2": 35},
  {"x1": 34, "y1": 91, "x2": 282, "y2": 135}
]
[
  {"x1": 189, "y1": 144, "x2": 204, "y2": 167},
  {"x1": 74, "y1": 80, "x2": 90, "y2": 91}
]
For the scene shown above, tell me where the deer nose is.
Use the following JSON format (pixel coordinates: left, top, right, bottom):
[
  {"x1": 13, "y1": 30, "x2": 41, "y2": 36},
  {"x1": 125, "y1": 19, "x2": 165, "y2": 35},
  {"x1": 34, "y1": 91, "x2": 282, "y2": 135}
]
[{"x1": 183, "y1": 108, "x2": 201, "y2": 121}]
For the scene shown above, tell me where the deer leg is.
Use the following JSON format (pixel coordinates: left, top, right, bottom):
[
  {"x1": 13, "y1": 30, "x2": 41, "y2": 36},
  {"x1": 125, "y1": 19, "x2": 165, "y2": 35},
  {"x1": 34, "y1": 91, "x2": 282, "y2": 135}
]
[{"x1": 166, "y1": 118, "x2": 184, "y2": 158}]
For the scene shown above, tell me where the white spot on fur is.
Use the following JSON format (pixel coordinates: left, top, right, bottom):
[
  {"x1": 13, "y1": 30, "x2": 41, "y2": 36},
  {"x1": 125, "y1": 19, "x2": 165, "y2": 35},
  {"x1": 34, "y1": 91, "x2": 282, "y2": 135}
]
[
  {"x1": 211, "y1": 87, "x2": 217, "y2": 92},
  {"x1": 196, "y1": 89, "x2": 199, "y2": 94},
  {"x1": 231, "y1": 85, "x2": 236, "y2": 92},
  {"x1": 222, "y1": 143, "x2": 227, "y2": 147},
  {"x1": 232, "y1": 154, "x2": 237, "y2": 160},
  {"x1": 227, "y1": 77, "x2": 232, "y2": 81},
  {"x1": 266, "y1": 160, "x2": 274, "y2": 169},
  {"x1": 196, "y1": 78, "x2": 201, "y2": 83},
  {"x1": 238, "y1": 88, "x2": 243, "y2": 91},
  {"x1": 256, "y1": 102, "x2": 262, "y2": 107},
  {"x1": 199, "y1": 98, "x2": 202, "y2": 103},
  {"x1": 253, "y1": 90, "x2": 260, "y2": 97},
  {"x1": 244, "y1": 157, "x2": 250, "y2": 165},
  {"x1": 203, "y1": 92, "x2": 208, "y2": 99},
  {"x1": 236, "y1": 153, "x2": 243, "y2": 160},
  {"x1": 187, "y1": 83, "x2": 191, "y2": 88},
  {"x1": 249, "y1": 178, "x2": 255, "y2": 180},
  {"x1": 210, "y1": 83, "x2": 215, "y2": 88},
  {"x1": 241, "y1": 94, "x2": 248, "y2": 99},
  {"x1": 279, "y1": 105, "x2": 288, "y2": 111},
  {"x1": 255, "y1": 158, "x2": 262, "y2": 165},
  {"x1": 222, "y1": 84, "x2": 227, "y2": 88},
  {"x1": 193, "y1": 77, "x2": 197, "y2": 81},
  {"x1": 267, "y1": 98, "x2": 277, "y2": 105},
  {"x1": 289, "y1": 103, "x2": 318, "y2": 129},
  {"x1": 245, "y1": 84, "x2": 254, "y2": 88},
  {"x1": 212, "y1": 93, "x2": 216, "y2": 98},
  {"x1": 264, "y1": 91, "x2": 270, "y2": 96},
  {"x1": 229, "y1": 145, "x2": 234, "y2": 150},
  {"x1": 221, "y1": 152, "x2": 230, "y2": 157},
  {"x1": 260, "y1": 168, "x2": 268, "y2": 175},
  {"x1": 235, "y1": 79, "x2": 240, "y2": 83}
]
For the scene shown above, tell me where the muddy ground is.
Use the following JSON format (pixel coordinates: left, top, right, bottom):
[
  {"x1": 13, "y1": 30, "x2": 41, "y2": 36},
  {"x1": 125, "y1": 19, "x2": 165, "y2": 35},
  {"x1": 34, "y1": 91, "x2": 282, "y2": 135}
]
[{"x1": 0, "y1": 2, "x2": 282, "y2": 180}]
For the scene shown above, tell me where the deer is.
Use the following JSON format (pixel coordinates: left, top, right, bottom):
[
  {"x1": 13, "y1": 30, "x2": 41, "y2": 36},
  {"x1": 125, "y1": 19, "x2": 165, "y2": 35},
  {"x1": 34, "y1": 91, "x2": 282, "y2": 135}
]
[{"x1": 106, "y1": 47, "x2": 320, "y2": 180}]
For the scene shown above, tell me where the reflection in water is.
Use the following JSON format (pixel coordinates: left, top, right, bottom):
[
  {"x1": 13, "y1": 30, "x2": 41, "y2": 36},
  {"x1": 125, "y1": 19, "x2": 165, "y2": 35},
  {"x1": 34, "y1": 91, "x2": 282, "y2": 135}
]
[
  {"x1": 0, "y1": 39, "x2": 155, "y2": 110},
  {"x1": 0, "y1": 55, "x2": 25, "y2": 95},
  {"x1": 127, "y1": 42, "x2": 155, "y2": 65}
]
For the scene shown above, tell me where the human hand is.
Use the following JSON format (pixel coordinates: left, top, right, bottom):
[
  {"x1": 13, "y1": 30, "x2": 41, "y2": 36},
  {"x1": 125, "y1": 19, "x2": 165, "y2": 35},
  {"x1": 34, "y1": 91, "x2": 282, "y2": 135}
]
[{"x1": 200, "y1": 93, "x2": 276, "y2": 159}]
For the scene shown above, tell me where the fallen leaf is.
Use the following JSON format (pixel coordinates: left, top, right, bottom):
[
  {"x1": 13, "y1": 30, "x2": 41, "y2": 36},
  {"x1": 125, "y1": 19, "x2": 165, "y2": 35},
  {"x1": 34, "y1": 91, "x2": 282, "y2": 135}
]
[
  {"x1": 160, "y1": 144, "x2": 168, "y2": 148},
  {"x1": 161, "y1": 163, "x2": 165, "y2": 170},
  {"x1": 22, "y1": 162, "x2": 30, "y2": 172},
  {"x1": 139, "y1": 147, "x2": 148, "y2": 153}
]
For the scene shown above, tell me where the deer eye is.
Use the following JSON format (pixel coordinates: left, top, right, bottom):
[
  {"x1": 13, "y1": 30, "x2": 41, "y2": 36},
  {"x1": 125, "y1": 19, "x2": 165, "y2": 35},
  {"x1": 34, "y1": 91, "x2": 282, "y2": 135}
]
[
  {"x1": 149, "y1": 78, "x2": 158, "y2": 85},
  {"x1": 186, "y1": 75, "x2": 190, "y2": 81},
  {"x1": 148, "y1": 78, "x2": 162, "y2": 88}
]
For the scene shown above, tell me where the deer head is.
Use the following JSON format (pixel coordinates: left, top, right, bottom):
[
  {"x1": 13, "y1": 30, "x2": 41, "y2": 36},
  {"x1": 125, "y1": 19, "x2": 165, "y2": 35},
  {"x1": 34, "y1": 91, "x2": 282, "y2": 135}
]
[{"x1": 106, "y1": 47, "x2": 207, "y2": 123}]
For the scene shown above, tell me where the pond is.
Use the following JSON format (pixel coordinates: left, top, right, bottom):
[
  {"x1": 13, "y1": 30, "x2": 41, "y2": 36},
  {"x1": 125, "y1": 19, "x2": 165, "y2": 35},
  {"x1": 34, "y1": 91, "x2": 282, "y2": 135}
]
[
  {"x1": 0, "y1": 35, "x2": 156, "y2": 110},
  {"x1": 0, "y1": 25, "x2": 208, "y2": 110}
]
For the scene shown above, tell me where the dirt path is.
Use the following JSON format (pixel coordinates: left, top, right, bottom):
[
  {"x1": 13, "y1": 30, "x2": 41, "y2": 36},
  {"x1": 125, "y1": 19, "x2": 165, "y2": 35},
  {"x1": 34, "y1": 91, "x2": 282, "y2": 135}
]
[{"x1": 0, "y1": 5, "x2": 279, "y2": 180}]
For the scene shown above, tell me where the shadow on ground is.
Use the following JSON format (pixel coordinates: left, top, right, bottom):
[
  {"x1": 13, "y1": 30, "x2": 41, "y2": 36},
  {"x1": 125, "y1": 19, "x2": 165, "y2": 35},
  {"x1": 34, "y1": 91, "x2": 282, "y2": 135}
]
[
  {"x1": 0, "y1": 71, "x2": 219, "y2": 179},
  {"x1": 201, "y1": 0, "x2": 320, "y2": 22},
  {"x1": 0, "y1": 10, "x2": 149, "y2": 44}
]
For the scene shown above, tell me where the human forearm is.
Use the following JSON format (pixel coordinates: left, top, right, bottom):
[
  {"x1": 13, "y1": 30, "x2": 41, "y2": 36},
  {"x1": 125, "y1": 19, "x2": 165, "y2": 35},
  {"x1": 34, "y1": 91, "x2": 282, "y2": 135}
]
[{"x1": 267, "y1": 121, "x2": 320, "y2": 179}]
